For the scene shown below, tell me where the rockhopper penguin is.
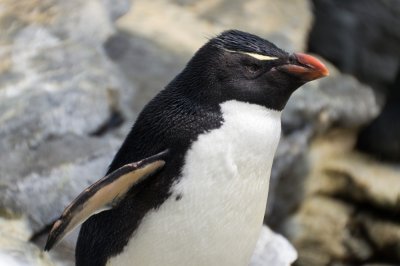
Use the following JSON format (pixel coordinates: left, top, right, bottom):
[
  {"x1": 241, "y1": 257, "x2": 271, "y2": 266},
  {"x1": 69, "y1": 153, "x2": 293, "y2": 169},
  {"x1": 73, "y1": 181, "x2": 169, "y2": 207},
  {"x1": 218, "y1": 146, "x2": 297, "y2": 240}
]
[{"x1": 45, "y1": 30, "x2": 329, "y2": 266}]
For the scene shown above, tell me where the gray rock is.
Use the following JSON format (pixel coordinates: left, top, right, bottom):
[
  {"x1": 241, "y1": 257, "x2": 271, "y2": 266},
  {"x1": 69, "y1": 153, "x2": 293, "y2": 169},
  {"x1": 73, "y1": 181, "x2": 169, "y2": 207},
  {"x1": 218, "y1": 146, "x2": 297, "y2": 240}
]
[
  {"x1": 116, "y1": 0, "x2": 312, "y2": 63},
  {"x1": 104, "y1": 32, "x2": 187, "y2": 114},
  {"x1": 0, "y1": 0, "x2": 135, "y2": 231},
  {"x1": 266, "y1": 128, "x2": 311, "y2": 228},
  {"x1": 283, "y1": 61, "x2": 380, "y2": 135},
  {"x1": 306, "y1": 130, "x2": 400, "y2": 213},
  {"x1": 190, "y1": 0, "x2": 312, "y2": 52},
  {"x1": 268, "y1": 63, "x2": 380, "y2": 228},
  {"x1": 284, "y1": 130, "x2": 400, "y2": 265},
  {"x1": 0, "y1": 134, "x2": 120, "y2": 231},
  {"x1": 309, "y1": 0, "x2": 400, "y2": 86},
  {"x1": 250, "y1": 226, "x2": 298, "y2": 266},
  {"x1": 101, "y1": 0, "x2": 132, "y2": 21},
  {"x1": 0, "y1": 217, "x2": 55, "y2": 266},
  {"x1": 0, "y1": 24, "x2": 133, "y2": 149}
]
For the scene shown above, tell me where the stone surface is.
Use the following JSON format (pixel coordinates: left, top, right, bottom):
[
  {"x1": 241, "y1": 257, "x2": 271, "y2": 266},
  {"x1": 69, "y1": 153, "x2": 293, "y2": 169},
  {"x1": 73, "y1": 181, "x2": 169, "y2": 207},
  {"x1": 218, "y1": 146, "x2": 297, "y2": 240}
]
[
  {"x1": 0, "y1": 135, "x2": 120, "y2": 231},
  {"x1": 282, "y1": 60, "x2": 380, "y2": 135},
  {"x1": 308, "y1": 0, "x2": 400, "y2": 87},
  {"x1": 267, "y1": 64, "x2": 379, "y2": 228},
  {"x1": 101, "y1": 0, "x2": 131, "y2": 21},
  {"x1": 266, "y1": 128, "x2": 310, "y2": 227},
  {"x1": 308, "y1": 0, "x2": 400, "y2": 164},
  {"x1": 0, "y1": 0, "x2": 133, "y2": 231},
  {"x1": 359, "y1": 213, "x2": 400, "y2": 261},
  {"x1": 356, "y1": 69, "x2": 400, "y2": 162},
  {"x1": 0, "y1": 216, "x2": 55, "y2": 266},
  {"x1": 283, "y1": 196, "x2": 363, "y2": 266},
  {"x1": 307, "y1": 131, "x2": 400, "y2": 213},
  {"x1": 104, "y1": 32, "x2": 187, "y2": 114},
  {"x1": 250, "y1": 226, "x2": 298, "y2": 266},
  {"x1": 284, "y1": 130, "x2": 400, "y2": 266},
  {"x1": 118, "y1": 0, "x2": 311, "y2": 53}
]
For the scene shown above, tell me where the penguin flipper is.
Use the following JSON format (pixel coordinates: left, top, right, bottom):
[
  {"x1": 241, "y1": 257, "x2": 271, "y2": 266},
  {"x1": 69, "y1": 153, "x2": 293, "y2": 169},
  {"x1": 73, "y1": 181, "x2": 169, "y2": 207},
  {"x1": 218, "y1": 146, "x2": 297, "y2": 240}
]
[{"x1": 44, "y1": 150, "x2": 168, "y2": 251}]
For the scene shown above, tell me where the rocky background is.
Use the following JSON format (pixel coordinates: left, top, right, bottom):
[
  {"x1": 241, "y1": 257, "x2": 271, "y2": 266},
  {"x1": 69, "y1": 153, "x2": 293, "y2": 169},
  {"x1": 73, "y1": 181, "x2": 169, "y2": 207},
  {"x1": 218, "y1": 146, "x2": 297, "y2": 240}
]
[{"x1": 0, "y1": 0, "x2": 399, "y2": 265}]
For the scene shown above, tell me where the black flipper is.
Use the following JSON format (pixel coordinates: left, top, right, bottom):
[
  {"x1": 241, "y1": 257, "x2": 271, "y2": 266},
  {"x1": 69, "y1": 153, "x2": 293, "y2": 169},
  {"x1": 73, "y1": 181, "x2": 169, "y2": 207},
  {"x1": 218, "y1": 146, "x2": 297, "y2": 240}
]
[{"x1": 44, "y1": 150, "x2": 168, "y2": 251}]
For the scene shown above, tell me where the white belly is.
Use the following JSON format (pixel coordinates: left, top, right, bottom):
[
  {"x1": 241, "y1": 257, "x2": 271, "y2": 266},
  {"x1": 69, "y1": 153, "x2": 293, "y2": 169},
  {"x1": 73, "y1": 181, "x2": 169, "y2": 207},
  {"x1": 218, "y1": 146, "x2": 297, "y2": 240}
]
[{"x1": 107, "y1": 100, "x2": 281, "y2": 266}]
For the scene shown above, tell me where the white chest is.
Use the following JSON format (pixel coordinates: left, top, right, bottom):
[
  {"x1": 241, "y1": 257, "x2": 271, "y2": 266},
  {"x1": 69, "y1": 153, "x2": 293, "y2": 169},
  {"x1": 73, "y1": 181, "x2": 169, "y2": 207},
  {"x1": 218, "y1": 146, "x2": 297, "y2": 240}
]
[{"x1": 107, "y1": 101, "x2": 281, "y2": 266}]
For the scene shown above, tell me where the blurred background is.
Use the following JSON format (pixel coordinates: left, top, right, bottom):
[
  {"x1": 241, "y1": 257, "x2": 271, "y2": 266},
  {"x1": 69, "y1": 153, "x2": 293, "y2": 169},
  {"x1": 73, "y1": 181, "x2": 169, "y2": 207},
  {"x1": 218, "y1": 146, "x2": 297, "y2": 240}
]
[{"x1": 0, "y1": 0, "x2": 399, "y2": 265}]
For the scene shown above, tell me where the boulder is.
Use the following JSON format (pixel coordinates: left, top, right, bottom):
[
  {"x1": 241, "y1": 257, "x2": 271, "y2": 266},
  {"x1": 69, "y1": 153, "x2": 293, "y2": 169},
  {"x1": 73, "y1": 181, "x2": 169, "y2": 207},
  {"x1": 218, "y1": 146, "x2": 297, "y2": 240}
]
[
  {"x1": 282, "y1": 61, "x2": 379, "y2": 135},
  {"x1": 117, "y1": 0, "x2": 312, "y2": 53},
  {"x1": 308, "y1": 0, "x2": 400, "y2": 162},
  {"x1": 282, "y1": 196, "x2": 371, "y2": 266},
  {"x1": 308, "y1": 0, "x2": 400, "y2": 86},
  {"x1": 284, "y1": 130, "x2": 400, "y2": 265},
  {"x1": 267, "y1": 64, "x2": 379, "y2": 227},
  {"x1": 0, "y1": 135, "x2": 120, "y2": 231},
  {"x1": 0, "y1": 216, "x2": 55, "y2": 266},
  {"x1": 0, "y1": 0, "x2": 134, "y2": 231},
  {"x1": 358, "y1": 213, "x2": 400, "y2": 261},
  {"x1": 307, "y1": 131, "x2": 400, "y2": 213}
]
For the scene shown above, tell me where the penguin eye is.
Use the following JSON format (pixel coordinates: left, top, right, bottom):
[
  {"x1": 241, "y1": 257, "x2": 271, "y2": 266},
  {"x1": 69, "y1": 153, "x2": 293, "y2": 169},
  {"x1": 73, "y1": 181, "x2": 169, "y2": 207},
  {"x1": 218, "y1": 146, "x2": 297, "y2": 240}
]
[
  {"x1": 243, "y1": 63, "x2": 263, "y2": 79},
  {"x1": 245, "y1": 64, "x2": 261, "y2": 74}
]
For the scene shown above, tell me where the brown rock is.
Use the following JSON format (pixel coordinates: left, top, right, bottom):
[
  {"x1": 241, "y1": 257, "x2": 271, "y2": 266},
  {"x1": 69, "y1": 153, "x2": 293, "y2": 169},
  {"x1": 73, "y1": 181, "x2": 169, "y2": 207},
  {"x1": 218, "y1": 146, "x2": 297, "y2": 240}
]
[
  {"x1": 308, "y1": 131, "x2": 400, "y2": 212},
  {"x1": 283, "y1": 196, "x2": 364, "y2": 266},
  {"x1": 359, "y1": 213, "x2": 400, "y2": 261}
]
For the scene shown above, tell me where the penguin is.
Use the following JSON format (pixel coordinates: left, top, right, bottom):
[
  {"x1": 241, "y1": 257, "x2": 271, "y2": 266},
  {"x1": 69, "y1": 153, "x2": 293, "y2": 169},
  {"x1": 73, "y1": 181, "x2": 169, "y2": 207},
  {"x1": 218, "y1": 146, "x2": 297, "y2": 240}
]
[{"x1": 45, "y1": 30, "x2": 328, "y2": 266}]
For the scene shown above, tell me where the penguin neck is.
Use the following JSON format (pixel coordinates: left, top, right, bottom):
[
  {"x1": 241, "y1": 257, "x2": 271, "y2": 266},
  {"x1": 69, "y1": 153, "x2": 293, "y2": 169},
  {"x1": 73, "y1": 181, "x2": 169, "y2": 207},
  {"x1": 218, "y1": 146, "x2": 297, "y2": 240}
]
[{"x1": 167, "y1": 62, "x2": 224, "y2": 109}]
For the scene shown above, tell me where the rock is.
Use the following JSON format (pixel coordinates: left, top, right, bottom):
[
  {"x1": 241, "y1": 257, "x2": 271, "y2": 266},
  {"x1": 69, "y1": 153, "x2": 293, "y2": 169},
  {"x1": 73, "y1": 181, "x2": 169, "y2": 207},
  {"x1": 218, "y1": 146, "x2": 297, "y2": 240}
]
[
  {"x1": 266, "y1": 128, "x2": 311, "y2": 228},
  {"x1": 282, "y1": 196, "x2": 371, "y2": 266},
  {"x1": 0, "y1": 0, "x2": 135, "y2": 231},
  {"x1": 282, "y1": 61, "x2": 380, "y2": 135},
  {"x1": 268, "y1": 65, "x2": 380, "y2": 228},
  {"x1": 104, "y1": 32, "x2": 187, "y2": 114},
  {"x1": 0, "y1": 13, "x2": 134, "y2": 150},
  {"x1": 308, "y1": 0, "x2": 400, "y2": 162},
  {"x1": 308, "y1": 0, "x2": 400, "y2": 86},
  {"x1": 0, "y1": 216, "x2": 55, "y2": 266},
  {"x1": 307, "y1": 130, "x2": 400, "y2": 213},
  {"x1": 283, "y1": 130, "x2": 400, "y2": 265},
  {"x1": 101, "y1": 0, "x2": 132, "y2": 21},
  {"x1": 357, "y1": 69, "x2": 400, "y2": 162},
  {"x1": 363, "y1": 264, "x2": 398, "y2": 266},
  {"x1": 0, "y1": 135, "x2": 121, "y2": 231},
  {"x1": 359, "y1": 213, "x2": 400, "y2": 261},
  {"x1": 250, "y1": 226, "x2": 298, "y2": 266},
  {"x1": 118, "y1": 0, "x2": 311, "y2": 52},
  {"x1": 184, "y1": 0, "x2": 312, "y2": 52}
]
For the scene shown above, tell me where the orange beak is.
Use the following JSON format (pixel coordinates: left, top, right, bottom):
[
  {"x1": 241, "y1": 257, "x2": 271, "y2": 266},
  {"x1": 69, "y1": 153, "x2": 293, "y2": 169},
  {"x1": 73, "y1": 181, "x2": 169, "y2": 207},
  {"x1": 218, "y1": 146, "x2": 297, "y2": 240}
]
[{"x1": 278, "y1": 53, "x2": 329, "y2": 81}]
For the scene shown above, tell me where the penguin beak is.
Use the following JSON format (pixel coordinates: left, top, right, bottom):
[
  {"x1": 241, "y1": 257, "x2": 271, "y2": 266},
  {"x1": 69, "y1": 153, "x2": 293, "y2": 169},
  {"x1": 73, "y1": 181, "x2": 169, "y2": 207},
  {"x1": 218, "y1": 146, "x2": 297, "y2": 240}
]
[{"x1": 277, "y1": 53, "x2": 329, "y2": 81}]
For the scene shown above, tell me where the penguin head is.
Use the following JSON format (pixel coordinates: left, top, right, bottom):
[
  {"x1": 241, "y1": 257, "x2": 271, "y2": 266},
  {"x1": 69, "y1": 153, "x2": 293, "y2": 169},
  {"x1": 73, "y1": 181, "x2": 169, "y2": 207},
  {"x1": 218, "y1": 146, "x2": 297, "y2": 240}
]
[{"x1": 178, "y1": 30, "x2": 328, "y2": 111}]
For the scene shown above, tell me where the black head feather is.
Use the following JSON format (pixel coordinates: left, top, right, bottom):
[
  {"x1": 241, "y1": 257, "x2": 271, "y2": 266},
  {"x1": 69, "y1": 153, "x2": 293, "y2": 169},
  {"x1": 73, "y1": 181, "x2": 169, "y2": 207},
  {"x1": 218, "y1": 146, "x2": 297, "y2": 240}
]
[
  {"x1": 211, "y1": 30, "x2": 288, "y2": 58},
  {"x1": 172, "y1": 29, "x2": 306, "y2": 110}
]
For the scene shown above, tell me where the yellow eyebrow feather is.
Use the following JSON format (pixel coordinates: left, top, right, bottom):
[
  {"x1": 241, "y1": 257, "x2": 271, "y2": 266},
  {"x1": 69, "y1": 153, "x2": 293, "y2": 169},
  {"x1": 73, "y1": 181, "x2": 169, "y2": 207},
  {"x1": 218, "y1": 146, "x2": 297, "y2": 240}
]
[{"x1": 224, "y1": 49, "x2": 279, "y2": 61}]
